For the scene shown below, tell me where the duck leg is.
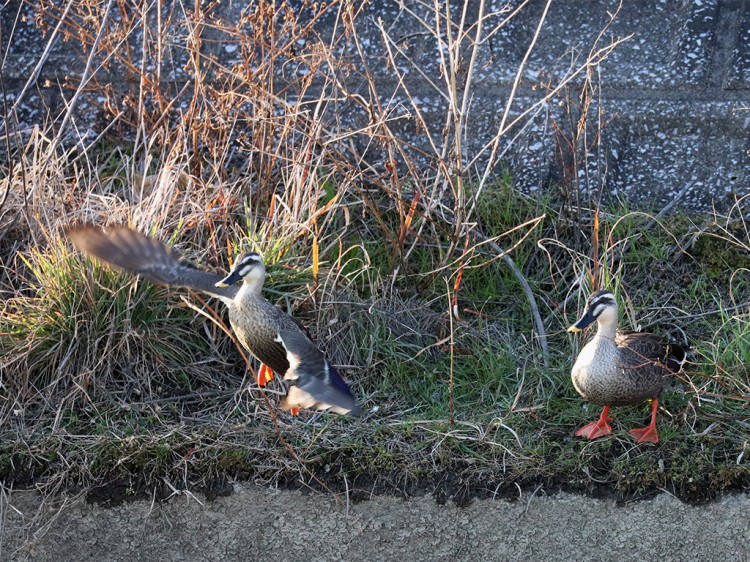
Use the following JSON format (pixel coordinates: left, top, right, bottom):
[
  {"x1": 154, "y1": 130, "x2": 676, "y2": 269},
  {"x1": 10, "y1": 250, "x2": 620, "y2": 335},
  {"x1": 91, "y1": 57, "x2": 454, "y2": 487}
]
[
  {"x1": 257, "y1": 364, "x2": 275, "y2": 386},
  {"x1": 576, "y1": 406, "x2": 613, "y2": 440},
  {"x1": 257, "y1": 364, "x2": 298, "y2": 414},
  {"x1": 629, "y1": 400, "x2": 660, "y2": 444}
]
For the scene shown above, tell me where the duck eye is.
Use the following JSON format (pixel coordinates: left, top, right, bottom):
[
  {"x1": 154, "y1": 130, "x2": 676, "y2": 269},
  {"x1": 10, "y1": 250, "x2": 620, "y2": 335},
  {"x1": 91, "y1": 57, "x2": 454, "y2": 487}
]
[{"x1": 238, "y1": 264, "x2": 254, "y2": 277}]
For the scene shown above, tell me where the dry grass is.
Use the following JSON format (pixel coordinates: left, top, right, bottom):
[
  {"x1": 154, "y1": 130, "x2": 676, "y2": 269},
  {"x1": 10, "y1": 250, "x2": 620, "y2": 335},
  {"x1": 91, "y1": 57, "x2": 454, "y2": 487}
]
[{"x1": 0, "y1": 3, "x2": 748, "y2": 546}]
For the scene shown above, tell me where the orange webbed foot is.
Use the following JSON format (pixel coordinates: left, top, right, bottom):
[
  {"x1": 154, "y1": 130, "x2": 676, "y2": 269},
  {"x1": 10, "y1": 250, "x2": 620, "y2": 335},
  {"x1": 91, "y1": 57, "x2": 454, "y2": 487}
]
[
  {"x1": 576, "y1": 420, "x2": 613, "y2": 439},
  {"x1": 257, "y1": 364, "x2": 274, "y2": 387},
  {"x1": 290, "y1": 407, "x2": 300, "y2": 416},
  {"x1": 630, "y1": 399, "x2": 660, "y2": 444},
  {"x1": 575, "y1": 406, "x2": 613, "y2": 440},
  {"x1": 629, "y1": 425, "x2": 659, "y2": 444}
]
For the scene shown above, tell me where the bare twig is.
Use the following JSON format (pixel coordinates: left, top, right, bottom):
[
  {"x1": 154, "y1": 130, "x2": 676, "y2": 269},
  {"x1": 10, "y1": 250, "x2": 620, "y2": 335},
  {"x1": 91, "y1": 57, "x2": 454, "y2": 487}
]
[
  {"x1": 2, "y1": 1, "x2": 75, "y2": 126},
  {"x1": 51, "y1": 0, "x2": 116, "y2": 152}
]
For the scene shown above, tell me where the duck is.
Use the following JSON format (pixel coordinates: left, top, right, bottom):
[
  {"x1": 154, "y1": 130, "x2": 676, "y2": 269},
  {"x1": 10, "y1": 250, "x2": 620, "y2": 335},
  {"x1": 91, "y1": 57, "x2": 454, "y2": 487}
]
[
  {"x1": 567, "y1": 289, "x2": 688, "y2": 443},
  {"x1": 67, "y1": 225, "x2": 362, "y2": 416}
]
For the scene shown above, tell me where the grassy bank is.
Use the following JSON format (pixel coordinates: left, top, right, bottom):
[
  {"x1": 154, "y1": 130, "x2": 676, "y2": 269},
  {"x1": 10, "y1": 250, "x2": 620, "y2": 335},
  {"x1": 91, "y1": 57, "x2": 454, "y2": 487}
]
[{"x1": 2, "y1": 181, "x2": 748, "y2": 505}]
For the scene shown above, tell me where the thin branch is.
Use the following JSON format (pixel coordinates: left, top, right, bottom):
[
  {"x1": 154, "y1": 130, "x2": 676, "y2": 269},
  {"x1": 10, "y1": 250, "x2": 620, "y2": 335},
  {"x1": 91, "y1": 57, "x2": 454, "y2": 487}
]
[
  {"x1": 2, "y1": 1, "x2": 76, "y2": 126},
  {"x1": 51, "y1": 0, "x2": 116, "y2": 152}
]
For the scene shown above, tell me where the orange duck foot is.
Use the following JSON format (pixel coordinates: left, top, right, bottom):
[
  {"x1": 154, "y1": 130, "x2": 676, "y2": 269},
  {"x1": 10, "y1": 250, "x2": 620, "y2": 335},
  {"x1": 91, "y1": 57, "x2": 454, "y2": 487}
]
[
  {"x1": 290, "y1": 407, "x2": 300, "y2": 416},
  {"x1": 257, "y1": 364, "x2": 274, "y2": 387},
  {"x1": 629, "y1": 399, "x2": 660, "y2": 444},
  {"x1": 629, "y1": 425, "x2": 659, "y2": 444},
  {"x1": 575, "y1": 406, "x2": 613, "y2": 440}
]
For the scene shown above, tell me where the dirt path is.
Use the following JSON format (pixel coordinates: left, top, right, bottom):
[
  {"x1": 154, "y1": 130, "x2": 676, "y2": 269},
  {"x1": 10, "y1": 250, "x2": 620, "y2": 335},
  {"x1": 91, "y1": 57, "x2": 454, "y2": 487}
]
[{"x1": 2, "y1": 486, "x2": 748, "y2": 561}]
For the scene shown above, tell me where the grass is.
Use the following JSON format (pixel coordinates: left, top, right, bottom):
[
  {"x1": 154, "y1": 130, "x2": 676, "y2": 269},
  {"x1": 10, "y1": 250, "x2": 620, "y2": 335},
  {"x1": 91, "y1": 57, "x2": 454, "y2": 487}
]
[{"x1": 0, "y1": 0, "x2": 749, "y2": 522}]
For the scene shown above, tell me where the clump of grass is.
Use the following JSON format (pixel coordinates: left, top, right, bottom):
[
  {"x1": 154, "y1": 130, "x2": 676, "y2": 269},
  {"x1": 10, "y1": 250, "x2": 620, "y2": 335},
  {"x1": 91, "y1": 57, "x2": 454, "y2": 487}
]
[{"x1": 0, "y1": 238, "x2": 222, "y2": 413}]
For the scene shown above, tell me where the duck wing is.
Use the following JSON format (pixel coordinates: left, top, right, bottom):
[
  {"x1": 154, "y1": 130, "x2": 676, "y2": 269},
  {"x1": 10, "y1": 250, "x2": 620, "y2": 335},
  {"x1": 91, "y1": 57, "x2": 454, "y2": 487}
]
[
  {"x1": 275, "y1": 328, "x2": 362, "y2": 416},
  {"x1": 67, "y1": 225, "x2": 238, "y2": 301},
  {"x1": 616, "y1": 331, "x2": 689, "y2": 373}
]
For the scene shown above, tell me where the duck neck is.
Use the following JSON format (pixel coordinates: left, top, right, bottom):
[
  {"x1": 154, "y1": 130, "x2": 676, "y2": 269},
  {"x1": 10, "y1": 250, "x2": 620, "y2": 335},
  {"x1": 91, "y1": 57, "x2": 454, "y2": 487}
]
[
  {"x1": 240, "y1": 276, "x2": 264, "y2": 297},
  {"x1": 596, "y1": 318, "x2": 617, "y2": 341}
]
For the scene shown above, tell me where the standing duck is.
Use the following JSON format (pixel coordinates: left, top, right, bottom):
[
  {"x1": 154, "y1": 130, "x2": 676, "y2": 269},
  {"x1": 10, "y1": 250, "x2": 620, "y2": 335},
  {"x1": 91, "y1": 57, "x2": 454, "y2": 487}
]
[
  {"x1": 67, "y1": 225, "x2": 362, "y2": 416},
  {"x1": 567, "y1": 290, "x2": 688, "y2": 443}
]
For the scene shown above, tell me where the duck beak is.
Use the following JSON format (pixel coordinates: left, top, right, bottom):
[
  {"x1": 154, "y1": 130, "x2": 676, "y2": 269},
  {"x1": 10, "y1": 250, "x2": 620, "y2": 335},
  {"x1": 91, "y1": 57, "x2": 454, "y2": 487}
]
[
  {"x1": 568, "y1": 308, "x2": 597, "y2": 332},
  {"x1": 215, "y1": 270, "x2": 243, "y2": 288}
]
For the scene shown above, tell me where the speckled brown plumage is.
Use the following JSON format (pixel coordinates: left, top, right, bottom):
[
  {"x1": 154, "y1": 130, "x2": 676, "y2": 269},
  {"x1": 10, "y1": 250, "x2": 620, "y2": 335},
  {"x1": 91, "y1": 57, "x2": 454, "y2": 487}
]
[
  {"x1": 226, "y1": 284, "x2": 301, "y2": 375},
  {"x1": 571, "y1": 330, "x2": 682, "y2": 407}
]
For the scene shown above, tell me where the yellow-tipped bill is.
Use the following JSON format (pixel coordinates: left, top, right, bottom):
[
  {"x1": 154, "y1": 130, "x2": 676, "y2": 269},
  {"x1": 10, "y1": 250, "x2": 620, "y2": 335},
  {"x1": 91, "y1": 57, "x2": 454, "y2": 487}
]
[
  {"x1": 568, "y1": 308, "x2": 597, "y2": 333},
  {"x1": 215, "y1": 270, "x2": 243, "y2": 288}
]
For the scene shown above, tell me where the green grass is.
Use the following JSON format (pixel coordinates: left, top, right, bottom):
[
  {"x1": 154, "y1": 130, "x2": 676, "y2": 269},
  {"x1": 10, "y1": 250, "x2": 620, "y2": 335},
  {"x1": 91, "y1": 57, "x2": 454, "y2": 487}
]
[{"x1": 1, "y1": 241, "x2": 223, "y2": 401}]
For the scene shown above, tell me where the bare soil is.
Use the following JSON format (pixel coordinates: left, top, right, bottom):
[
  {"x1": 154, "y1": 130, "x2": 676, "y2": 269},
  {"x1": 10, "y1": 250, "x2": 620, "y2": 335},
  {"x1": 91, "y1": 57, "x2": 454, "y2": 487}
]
[{"x1": 3, "y1": 485, "x2": 749, "y2": 561}]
